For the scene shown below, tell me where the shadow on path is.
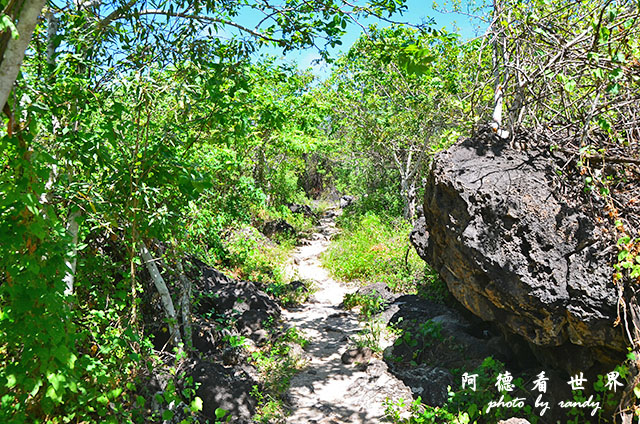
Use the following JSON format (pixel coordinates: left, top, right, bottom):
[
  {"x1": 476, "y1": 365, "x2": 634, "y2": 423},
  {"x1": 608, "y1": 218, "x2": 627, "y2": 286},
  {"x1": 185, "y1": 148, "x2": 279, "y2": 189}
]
[{"x1": 283, "y1": 207, "x2": 413, "y2": 424}]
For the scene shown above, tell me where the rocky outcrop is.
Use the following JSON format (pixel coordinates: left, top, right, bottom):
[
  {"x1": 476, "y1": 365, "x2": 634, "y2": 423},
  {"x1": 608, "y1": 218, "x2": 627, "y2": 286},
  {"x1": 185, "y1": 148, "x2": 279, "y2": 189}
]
[
  {"x1": 381, "y1": 293, "x2": 513, "y2": 371},
  {"x1": 340, "y1": 195, "x2": 355, "y2": 208},
  {"x1": 194, "y1": 259, "x2": 280, "y2": 345},
  {"x1": 354, "y1": 282, "x2": 398, "y2": 305},
  {"x1": 179, "y1": 359, "x2": 258, "y2": 424},
  {"x1": 262, "y1": 219, "x2": 296, "y2": 238},
  {"x1": 287, "y1": 203, "x2": 316, "y2": 219},
  {"x1": 411, "y1": 136, "x2": 626, "y2": 372},
  {"x1": 391, "y1": 366, "x2": 454, "y2": 407}
]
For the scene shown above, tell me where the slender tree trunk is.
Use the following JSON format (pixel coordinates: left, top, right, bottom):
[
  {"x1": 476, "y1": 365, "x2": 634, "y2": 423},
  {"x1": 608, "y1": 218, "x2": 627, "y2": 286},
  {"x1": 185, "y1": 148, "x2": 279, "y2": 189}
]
[
  {"x1": 490, "y1": 0, "x2": 509, "y2": 139},
  {"x1": 176, "y1": 259, "x2": 192, "y2": 350},
  {"x1": 63, "y1": 210, "x2": 81, "y2": 296},
  {"x1": 46, "y1": 10, "x2": 58, "y2": 66},
  {"x1": 0, "y1": 0, "x2": 48, "y2": 110},
  {"x1": 139, "y1": 242, "x2": 183, "y2": 348},
  {"x1": 401, "y1": 176, "x2": 414, "y2": 221}
]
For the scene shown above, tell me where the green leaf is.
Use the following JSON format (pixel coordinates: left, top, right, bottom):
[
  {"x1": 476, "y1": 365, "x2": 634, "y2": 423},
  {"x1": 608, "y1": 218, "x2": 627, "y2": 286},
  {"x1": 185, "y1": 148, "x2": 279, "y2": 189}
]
[
  {"x1": 607, "y1": 83, "x2": 620, "y2": 95},
  {"x1": 46, "y1": 372, "x2": 66, "y2": 392},
  {"x1": 109, "y1": 388, "x2": 123, "y2": 400},
  {"x1": 45, "y1": 385, "x2": 63, "y2": 403},
  {"x1": 136, "y1": 395, "x2": 146, "y2": 407},
  {"x1": 563, "y1": 79, "x2": 576, "y2": 92},
  {"x1": 215, "y1": 407, "x2": 229, "y2": 419},
  {"x1": 6, "y1": 375, "x2": 17, "y2": 388},
  {"x1": 190, "y1": 396, "x2": 203, "y2": 412},
  {"x1": 0, "y1": 15, "x2": 19, "y2": 39},
  {"x1": 162, "y1": 410, "x2": 174, "y2": 420}
]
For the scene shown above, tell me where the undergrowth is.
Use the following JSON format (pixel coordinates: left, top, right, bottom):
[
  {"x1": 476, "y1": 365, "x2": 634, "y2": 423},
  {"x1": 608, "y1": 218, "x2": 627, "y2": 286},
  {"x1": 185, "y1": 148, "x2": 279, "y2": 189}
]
[
  {"x1": 322, "y1": 212, "x2": 426, "y2": 292},
  {"x1": 250, "y1": 326, "x2": 309, "y2": 423}
]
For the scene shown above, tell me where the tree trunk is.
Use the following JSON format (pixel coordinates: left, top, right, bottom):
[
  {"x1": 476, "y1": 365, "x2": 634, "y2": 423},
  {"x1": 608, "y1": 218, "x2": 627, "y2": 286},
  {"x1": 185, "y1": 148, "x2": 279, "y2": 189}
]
[
  {"x1": 401, "y1": 176, "x2": 416, "y2": 221},
  {"x1": 490, "y1": 0, "x2": 509, "y2": 139},
  {"x1": 0, "y1": 0, "x2": 48, "y2": 110},
  {"x1": 63, "y1": 210, "x2": 81, "y2": 296},
  {"x1": 176, "y1": 259, "x2": 193, "y2": 350},
  {"x1": 139, "y1": 242, "x2": 183, "y2": 348},
  {"x1": 46, "y1": 10, "x2": 58, "y2": 66}
]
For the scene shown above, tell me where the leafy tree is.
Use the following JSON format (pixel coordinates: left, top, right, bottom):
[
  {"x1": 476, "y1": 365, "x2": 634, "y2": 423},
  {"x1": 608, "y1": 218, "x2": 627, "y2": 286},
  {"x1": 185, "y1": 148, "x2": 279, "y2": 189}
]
[
  {"x1": 0, "y1": 1, "x2": 411, "y2": 422},
  {"x1": 325, "y1": 25, "x2": 477, "y2": 219}
]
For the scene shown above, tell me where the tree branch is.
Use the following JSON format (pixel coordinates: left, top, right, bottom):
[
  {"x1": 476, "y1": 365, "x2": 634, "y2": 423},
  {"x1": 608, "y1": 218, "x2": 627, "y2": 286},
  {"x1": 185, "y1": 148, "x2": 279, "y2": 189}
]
[
  {"x1": 136, "y1": 9, "x2": 286, "y2": 44},
  {"x1": 96, "y1": 0, "x2": 138, "y2": 30},
  {"x1": 559, "y1": 148, "x2": 640, "y2": 165}
]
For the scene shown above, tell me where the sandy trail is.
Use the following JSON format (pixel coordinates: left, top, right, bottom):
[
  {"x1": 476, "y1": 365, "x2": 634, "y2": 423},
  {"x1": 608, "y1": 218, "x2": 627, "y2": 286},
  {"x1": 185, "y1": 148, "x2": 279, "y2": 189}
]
[{"x1": 282, "y1": 207, "x2": 412, "y2": 424}]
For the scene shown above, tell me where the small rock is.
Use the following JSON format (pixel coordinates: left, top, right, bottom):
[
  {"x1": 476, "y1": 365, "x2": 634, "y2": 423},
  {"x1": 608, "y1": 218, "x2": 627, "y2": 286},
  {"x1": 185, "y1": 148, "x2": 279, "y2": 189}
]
[
  {"x1": 339, "y1": 195, "x2": 354, "y2": 208},
  {"x1": 366, "y1": 360, "x2": 388, "y2": 378},
  {"x1": 355, "y1": 282, "x2": 398, "y2": 305},
  {"x1": 341, "y1": 347, "x2": 373, "y2": 365},
  {"x1": 287, "y1": 203, "x2": 316, "y2": 218},
  {"x1": 391, "y1": 366, "x2": 454, "y2": 407},
  {"x1": 290, "y1": 280, "x2": 309, "y2": 292},
  {"x1": 222, "y1": 346, "x2": 243, "y2": 366},
  {"x1": 248, "y1": 329, "x2": 270, "y2": 346}
]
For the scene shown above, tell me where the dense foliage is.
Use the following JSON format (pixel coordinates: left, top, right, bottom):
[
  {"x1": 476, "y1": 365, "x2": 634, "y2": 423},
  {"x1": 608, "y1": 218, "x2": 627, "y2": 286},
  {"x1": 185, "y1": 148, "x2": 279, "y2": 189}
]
[{"x1": 0, "y1": 0, "x2": 638, "y2": 422}]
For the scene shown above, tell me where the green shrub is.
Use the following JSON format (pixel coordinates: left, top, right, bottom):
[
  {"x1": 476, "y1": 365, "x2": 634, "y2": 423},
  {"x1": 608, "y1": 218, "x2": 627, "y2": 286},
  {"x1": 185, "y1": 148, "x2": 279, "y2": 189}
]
[
  {"x1": 223, "y1": 224, "x2": 288, "y2": 285},
  {"x1": 322, "y1": 212, "x2": 424, "y2": 292},
  {"x1": 343, "y1": 292, "x2": 387, "y2": 318},
  {"x1": 250, "y1": 327, "x2": 309, "y2": 423}
]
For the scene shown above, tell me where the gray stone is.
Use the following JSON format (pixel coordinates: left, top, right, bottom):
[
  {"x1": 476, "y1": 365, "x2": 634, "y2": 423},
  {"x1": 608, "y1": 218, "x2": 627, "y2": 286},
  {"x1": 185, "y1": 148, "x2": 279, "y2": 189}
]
[
  {"x1": 191, "y1": 258, "x2": 280, "y2": 343},
  {"x1": 339, "y1": 195, "x2": 354, "y2": 208},
  {"x1": 341, "y1": 347, "x2": 374, "y2": 365},
  {"x1": 411, "y1": 136, "x2": 626, "y2": 372},
  {"x1": 287, "y1": 203, "x2": 316, "y2": 218},
  {"x1": 355, "y1": 283, "x2": 398, "y2": 305},
  {"x1": 179, "y1": 359, "x2": 258, "y2": 423},
  {"x1": 391, "y1": 366, "x2": 454, "y2": 406}
]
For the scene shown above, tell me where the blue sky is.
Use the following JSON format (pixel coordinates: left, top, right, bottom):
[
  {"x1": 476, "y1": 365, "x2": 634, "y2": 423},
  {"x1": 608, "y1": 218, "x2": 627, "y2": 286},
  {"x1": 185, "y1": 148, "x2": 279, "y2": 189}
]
[{"x1": 250, "y1": 0, "x2": 490, "y2": 77}]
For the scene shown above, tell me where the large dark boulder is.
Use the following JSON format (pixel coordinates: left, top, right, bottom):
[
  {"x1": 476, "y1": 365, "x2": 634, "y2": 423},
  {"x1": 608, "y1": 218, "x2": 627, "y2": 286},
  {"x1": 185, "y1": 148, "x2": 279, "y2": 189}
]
[
  {"x1": 287, "y1": 203, "x2": 316, "y2": 219},
  {"x1": 355, "y1": 282, "x2": 398, "y2": 305},
  {"x1": 179, "y1": 359, "x2": 258, "y2": 423},
  {"x1": 262, "y1": 219, "x2": 295, "y2": 238},
  {"x1": 383, "y1": 295, "x2": 513, "y2": 370},
  {"x1": 391, "y1": 366, "x2": 454, "y2": 407},
  {"x1": 411, "y1": 136, "x2": 626, "y2": 372},
  {"x1": 193, "y1": 260, "x2": 280, "y2": 344}
]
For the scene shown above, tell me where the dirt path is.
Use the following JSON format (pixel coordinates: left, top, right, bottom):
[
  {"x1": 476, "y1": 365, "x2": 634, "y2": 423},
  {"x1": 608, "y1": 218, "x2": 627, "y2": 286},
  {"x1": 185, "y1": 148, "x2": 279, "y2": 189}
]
[{"x1": 282, "y1": 207, "x2": 413, "y2": 424}]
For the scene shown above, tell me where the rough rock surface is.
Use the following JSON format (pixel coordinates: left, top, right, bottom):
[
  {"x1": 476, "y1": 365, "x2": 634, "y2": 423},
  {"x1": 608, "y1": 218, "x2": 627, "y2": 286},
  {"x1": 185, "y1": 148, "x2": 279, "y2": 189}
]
[
  {"x1": 287, "y1": 203, "x2": 316, "y2": 219},
  {"x1": 382, "y1": 293, "x2": 513, "y2": 371},
  {"x1": 390, "y1": 366, "x2": 454, "y2": 407},
  {"x1": 411, "y1": 137, "x2": 626, "y2": 371},
  {"x1": 340, "y1": 195, "x2": 354, "y2": 208},
  {"x1": 193, "y1": 260, "x2": 280, "y2": 344},
  {"x1": 341, "y1": 347, "x2": 374, "y2": 365},
  {"x1": 179, "y1": 359, "x2": 258, "y2": 423},
  {"x1": 262, "y1": 219, "x2": 296, "y2": 238}
]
